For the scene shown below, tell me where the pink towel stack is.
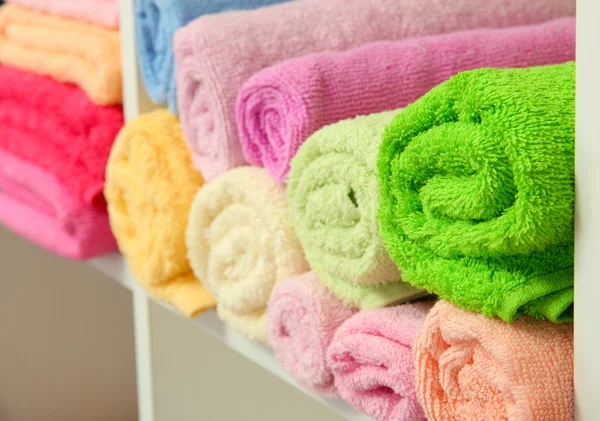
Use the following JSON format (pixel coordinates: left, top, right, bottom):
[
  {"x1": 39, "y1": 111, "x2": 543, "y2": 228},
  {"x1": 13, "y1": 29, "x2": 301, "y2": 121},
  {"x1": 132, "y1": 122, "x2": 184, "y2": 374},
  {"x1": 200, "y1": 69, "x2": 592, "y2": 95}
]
[
  {"x1": 7, "y1": 0, "x2": 119, "y2": 28},
  {"x1": 175, "y1": 0, "x2": 575, "y2": 180},
  {"x1": 237, "y1": 18, "x2": 576, "y2": 182},
  {"x1": 327, "y1": 302, "x2": 434, "y2": 421},
  {"x1": 268, "y1": 272, "x2": 357, "y2": 395}
]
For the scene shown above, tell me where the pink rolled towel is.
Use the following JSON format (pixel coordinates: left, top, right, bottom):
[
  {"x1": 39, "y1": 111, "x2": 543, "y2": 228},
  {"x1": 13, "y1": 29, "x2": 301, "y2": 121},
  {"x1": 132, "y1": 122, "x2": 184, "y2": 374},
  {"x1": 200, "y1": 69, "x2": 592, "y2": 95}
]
[
  {"x1": 0, "y1": 149, "x2": 117, "y2": 259},
  {"x1": 175, "y1": 0, "x2": 575, "y2": 181},
  {"x1": 414, "y1": 301, "x2": 574, "y2": 421},
  {"x1": 7, "y1": 0, "x2": 119, "y2": 28},
  {"x1": 268, "y1": 272, "x2": 357, "y2": 396},
  {"x1": 327, "y1": 302, "x2": 434, "y2": 421},
  {"x1": 238, "y1": 18, "x2": 576, "y2": 182}
]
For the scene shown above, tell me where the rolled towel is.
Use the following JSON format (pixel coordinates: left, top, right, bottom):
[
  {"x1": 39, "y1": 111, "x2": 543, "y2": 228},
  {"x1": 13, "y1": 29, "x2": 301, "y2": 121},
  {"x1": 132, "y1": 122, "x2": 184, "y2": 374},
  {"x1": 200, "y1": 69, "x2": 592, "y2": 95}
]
[
  {"x1": 7, "y1": 0, "x2": 119, "y2": 28},
  {"x1": 268, "y1": 272, "x2": 357, "y2": 395},
  {"x1": 414, "y1": 301, "x2": 574, "y2": 421},
  {"x1": 327, "y1": 302, "x2": 434, "y2": 421},
  {"x1": 238, "y1": 18, "x2": 576, "y2": 182},
  {"x1": 288, "y1": 111, "x2": 425, "y2": 309},
  {"x1": 0, "y1": 5, "x2": 122, "y2": 105},
  {"x1": 175, "y1": 0, "x2": 575, "y2": 181},
  {"x1": 105, "y1": 110, "x2": 216, "y2": 317},
  {"x1": 0, "y1": 150, "x2": 117, "y2": 259},
  {"x1": 136, "y1": 0, "x2": 289, "y2": 114},
  {"x1": 186, "y1": 167, "x2": 309, "y2": 343},
  {"x1": 0, "y1": 65, "x2": 123, "y2": 207},
  {"x1": 377, "y1": 63, "x2": 575, "y2": 323}
]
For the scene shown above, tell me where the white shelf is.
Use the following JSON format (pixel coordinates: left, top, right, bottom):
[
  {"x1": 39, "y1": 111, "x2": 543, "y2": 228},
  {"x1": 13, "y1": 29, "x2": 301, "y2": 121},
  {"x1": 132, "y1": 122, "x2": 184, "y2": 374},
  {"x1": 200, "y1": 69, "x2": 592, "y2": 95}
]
[{"x1": 89, "y1": 253, "x2": 373, "y2": 421}]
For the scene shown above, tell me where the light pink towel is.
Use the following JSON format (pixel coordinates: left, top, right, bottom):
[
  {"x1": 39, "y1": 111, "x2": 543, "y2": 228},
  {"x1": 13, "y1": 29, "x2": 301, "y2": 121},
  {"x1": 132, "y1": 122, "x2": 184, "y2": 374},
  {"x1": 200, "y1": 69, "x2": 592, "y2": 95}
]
[
  {"x1": 174, "y1": 0, "x2": 575, "y2": 181},
  {"x1": 414, "y1": 301, "x2": 574, "y2": 421},
  {"x1": 268, "y1": 272, "x2": 357, "y2": 396},
  {"x1": 327, "y1": 302, "x2": 434, "y2": 421},
  {"x1": 0, "y1": 150, "x2": 117, "y2": 260},
  {"x1": 238, "y1": 18, "x2": 576, "y2": 182},
  {"x1": 7, "y1": 0, "x2": 119, "y2": 28}
]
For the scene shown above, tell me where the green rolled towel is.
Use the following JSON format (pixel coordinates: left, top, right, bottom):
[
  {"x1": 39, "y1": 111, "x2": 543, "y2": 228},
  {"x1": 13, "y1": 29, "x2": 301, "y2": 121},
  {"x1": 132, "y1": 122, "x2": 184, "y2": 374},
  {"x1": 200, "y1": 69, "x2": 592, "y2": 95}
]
[
  {"x1": 288, "y1": 110, "x2": 426, "y2": 309},
  {"x1": 377, "y1": 62, "x2": 575, "y2": 323}
]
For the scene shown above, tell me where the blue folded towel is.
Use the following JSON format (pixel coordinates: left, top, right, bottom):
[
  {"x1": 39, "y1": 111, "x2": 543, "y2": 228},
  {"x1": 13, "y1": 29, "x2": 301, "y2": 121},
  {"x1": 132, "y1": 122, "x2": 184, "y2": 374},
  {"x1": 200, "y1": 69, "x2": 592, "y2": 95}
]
[{"x1": 136, "y1": 0, "x2": 290, "y2": 114}]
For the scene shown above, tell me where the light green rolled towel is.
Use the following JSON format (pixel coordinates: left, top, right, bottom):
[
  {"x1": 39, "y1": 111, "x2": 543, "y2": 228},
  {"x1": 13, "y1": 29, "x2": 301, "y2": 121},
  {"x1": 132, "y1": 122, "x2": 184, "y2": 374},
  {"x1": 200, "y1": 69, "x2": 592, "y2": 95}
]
[
  {"x1": 378, "y1": 62, "x2": 575, "y2": 323},
  {"x1": 288, "y1": 110, "x2": 426, "y2": 309}
]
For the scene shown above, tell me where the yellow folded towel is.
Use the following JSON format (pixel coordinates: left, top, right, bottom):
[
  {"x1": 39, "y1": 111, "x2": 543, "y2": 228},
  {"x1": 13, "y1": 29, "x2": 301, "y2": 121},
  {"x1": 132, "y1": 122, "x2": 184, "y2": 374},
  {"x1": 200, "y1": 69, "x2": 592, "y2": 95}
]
[
  {"x1": 0, "y1": 4, "x2": 122, "y2": 105},
  {"x1": 105, "y1": 110, "x2": 215, "y2": 316},
  {"x1": 186, "y1": 167, "x2": 309, "y2": 343}
]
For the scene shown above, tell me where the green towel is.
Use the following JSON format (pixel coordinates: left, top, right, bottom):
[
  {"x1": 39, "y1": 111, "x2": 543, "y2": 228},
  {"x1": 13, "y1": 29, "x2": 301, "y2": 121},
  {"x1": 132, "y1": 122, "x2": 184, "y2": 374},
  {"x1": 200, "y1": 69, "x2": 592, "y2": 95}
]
[
  {"x1": 377, "y1": 62, "x2": 575, "y2": 323},
  {"x1": 288, "y1": 110, "x2": 426, "y2": 309}
]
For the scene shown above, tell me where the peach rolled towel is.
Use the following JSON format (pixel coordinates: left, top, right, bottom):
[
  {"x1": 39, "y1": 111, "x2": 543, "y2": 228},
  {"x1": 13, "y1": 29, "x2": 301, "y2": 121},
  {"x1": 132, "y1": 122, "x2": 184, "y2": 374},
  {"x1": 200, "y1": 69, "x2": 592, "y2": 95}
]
[
  {"x1": 414, "y1": 301, "x2": 574, "y2": 421},
  {"x1": 174, "y1": 0, "x2": 575, "y2": 180},
  {"x1": 0, "y1": 4, "x2": 122, "y2": 105},
  {"x1": 268, "y1": 272, "x2": 357, "y2": 395}
]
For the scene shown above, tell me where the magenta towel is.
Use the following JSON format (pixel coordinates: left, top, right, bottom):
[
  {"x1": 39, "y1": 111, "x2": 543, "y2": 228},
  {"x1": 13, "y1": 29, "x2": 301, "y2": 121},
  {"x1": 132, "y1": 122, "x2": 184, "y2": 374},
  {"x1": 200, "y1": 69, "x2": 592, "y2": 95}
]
[
  {"x1": 174, "y1": 0, "x2": 575, "y2": 181},
  {"x1": 7, "y1": 0, "x2": 119, "y2": 28},
  {"x1": 0, "y1": 149, "x2": 117, "y2": 259},
  {"x1": 238, "y1": 18, "x2": 576, "y2": 182},
  {"x1": 327, "y1": 302, "x2": 434, "y2": 421},
  {"x1": 0, "y1": 66, "x2": 124, "y2": 207},
  {"x1": 268, "y1": 272, "x2": 357, "y2": 396}
]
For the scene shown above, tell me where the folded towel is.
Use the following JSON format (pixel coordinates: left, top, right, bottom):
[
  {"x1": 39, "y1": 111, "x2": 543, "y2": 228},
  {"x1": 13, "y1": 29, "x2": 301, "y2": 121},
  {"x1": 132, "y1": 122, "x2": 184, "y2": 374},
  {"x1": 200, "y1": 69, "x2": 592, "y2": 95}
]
[
  {"x1": 136, "y1": 0, "x2": 289, "y2": 114},
  {"x1": 268, "y1": 272, "x2": 357, "y2": 395},
  {"x1": 0, "y1": 65, "x2": 123, "y2": 207},
  {"x1": 186, "y1": 167, "x2": 309, "y2": 343},
  {"x1": 414, "y1": 301, "x2": 574, "y2": 421},
  {"x1": 0, "y1": 150, "x2": 117, "y2": 259},
  {"x1": 378, "y1": 63, "x2": 575, "y2": 323},
  {"x1": 238, "y1": 18, "x2": 576, "y2": 182},
  {"x1": 105, "y1": 110, "x2": 215, "y2": 317},
  {"x1": 288, "y1": 111, "x2": 425, "y2": 309},
  {"x1": 0, "y1": 5, "x2": 122, "y2": 105},
  {"x1": 175, "y1": 0, "x2": 575, "y2": 181},
  {"x1": 7, "y1": 0, "x2": 119, "y2": 28},
  {"x1": 328, "y1": 302, "x2": 433, "y2": 421}
]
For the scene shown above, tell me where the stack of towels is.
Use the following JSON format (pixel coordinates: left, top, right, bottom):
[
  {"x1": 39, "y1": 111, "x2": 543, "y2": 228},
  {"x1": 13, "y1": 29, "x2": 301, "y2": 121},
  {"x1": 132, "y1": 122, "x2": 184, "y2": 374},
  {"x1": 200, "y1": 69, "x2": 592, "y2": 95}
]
[
  {"x1": 0, "y1": 0, "x2": 122, "y2": 259},
  {"x1": 2, "y1": 0, "x2": 577, "y2": 420}
]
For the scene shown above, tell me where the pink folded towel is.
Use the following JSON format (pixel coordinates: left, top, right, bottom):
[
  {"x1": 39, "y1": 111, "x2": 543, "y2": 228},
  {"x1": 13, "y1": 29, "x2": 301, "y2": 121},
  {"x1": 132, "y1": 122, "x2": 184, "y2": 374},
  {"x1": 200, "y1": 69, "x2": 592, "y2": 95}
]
[
  {"x1": 0, "y1": 66, "x2": 124, "y2": 206},
  {"x1": 327, "y1": 302, "x2": 434, "y2": 421},
  {"x1": 175, "y1": 0, "x2": 575, "y2": 181},
  {"x1": 268, "y1": 272, "x2": 357, "y2": 396},
  {"x1": 414, "y1": 301, "x2": 574, "y2": 421},
  {"x1": 7, "y1": 0, "x2": 119, "y2": 28},
  {"x1": 0, "y1": 149, "x2": 117, "y2": 259},
  {"x1": 238, "y1": 18, "x2": 576, "y2": 182}
]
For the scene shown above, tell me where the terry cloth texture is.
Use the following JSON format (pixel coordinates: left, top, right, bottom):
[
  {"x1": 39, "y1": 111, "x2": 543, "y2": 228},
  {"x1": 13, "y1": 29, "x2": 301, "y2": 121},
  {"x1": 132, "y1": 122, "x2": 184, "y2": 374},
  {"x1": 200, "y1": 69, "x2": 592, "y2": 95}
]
[
  {"x1": 136, "y1": 0, "x2": 290, "y2": 114},
  {"x1": 414, "y1": 300, "x2": 574, "y2": 421},
  {"x1": 238, "y1": 18, "x2": 575, "y2": 182},
  {"x1": 0, "y1": 65, "x2": 123, "y2": 207},
  {"x1": 7, "y1": 0, "x2": 119, "y2": 28},
  {"x1": 377, "y1": 63, "x2": 575, "y2": 323},
  {"x1": 186, "y1": 167, "x2": 309, "y2": 343},
  {"x1": 0, "y1": 4, "x2": 122, "y2": 105},
  {"x1": 105, "y1": 110, "x2": 216, "y2": 317},
  {"x1": 175, "y1": 0, "x2": 575, "y2": 180},
  {"x1": 268, "y1": 272, "x2": 357, "y2": 395},
  {"x1": 327, "y1": 302, "x2": 434, "y2": 421},
  {"x1": 288, "y1": 111, "x2": 426, "y2": 309}
]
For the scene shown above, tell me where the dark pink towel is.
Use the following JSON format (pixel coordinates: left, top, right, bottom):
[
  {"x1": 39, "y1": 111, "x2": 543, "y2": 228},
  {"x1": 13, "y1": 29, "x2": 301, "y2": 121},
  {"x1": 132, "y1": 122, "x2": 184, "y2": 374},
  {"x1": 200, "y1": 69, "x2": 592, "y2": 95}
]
[
  {"x1": 0, "y1": 66, "x2": 124, "y2": 207},
  {"x1": 237, "y1": 18, "x2": 576, "y2": 182},
  {"x1": 327, "y1": 302, "x2": 434, "y2": 421},
  {"x1": 175, "y1": 0, "x2": 575, "y2": 181}
]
